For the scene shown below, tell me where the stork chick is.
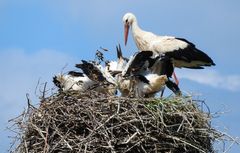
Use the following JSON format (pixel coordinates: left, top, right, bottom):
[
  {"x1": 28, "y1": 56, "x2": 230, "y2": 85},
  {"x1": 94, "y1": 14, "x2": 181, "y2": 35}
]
[
  {"x1": 135, "y1": 74, "x2": 168, "y2": 98},
  {"x1": 76, "y1": 60, "x2": 117, "y2": 95},
  {"x1": 53, "y1": 71, "x2": 94, "y2": 92},
  {"x1": 122, "y1": 51, "x2": 181, "y2": 96}
]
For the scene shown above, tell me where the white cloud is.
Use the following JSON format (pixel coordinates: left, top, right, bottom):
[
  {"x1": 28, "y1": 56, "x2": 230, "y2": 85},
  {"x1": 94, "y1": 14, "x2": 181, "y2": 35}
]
[{"x1": 177, "y1": 69, "x2": 240, "y2": 92}]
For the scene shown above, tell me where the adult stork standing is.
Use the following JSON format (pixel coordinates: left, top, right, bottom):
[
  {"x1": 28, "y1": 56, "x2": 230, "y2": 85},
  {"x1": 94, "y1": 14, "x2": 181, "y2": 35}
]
[{"x1": 123, "y1": 13, "x2": 215, "y2": 85}]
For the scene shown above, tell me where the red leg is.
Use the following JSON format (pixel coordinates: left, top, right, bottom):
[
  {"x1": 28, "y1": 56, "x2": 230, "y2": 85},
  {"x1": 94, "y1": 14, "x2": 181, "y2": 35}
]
[{"x1": 172, "y1": 71, "x2": 179, "y2": 85}]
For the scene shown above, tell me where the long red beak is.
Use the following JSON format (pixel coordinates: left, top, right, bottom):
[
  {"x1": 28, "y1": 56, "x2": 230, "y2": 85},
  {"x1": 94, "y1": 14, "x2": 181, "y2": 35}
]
[{"x1": 124, "y1": 24, "x2": 129, "y2": 46}]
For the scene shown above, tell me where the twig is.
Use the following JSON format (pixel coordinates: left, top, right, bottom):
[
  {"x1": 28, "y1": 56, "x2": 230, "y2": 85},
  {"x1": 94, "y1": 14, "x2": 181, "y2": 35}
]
[{"x1": 8, "y1": 91, "x2": 239, "y2": 152}]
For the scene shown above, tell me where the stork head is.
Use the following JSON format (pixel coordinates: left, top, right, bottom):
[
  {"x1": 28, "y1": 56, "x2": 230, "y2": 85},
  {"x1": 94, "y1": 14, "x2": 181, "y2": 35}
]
[{"x1": 123, "y1": 13, "x2": 137, "y2": 46}]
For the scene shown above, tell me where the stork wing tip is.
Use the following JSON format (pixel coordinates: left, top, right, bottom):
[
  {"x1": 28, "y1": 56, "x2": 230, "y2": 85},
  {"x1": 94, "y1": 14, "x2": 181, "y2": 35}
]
[
  {"x1": 68, "y1": 71, "x2": 84, "y2": 77},
  {"x1": 116, "y1": 44, "x2": 123, "y2": 59}
]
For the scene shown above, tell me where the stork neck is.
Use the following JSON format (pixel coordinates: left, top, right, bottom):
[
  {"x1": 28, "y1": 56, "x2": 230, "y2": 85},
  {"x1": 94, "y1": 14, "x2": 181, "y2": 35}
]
[{"x1": 131, "y1": 21, "x2": 142, "y2": 35}]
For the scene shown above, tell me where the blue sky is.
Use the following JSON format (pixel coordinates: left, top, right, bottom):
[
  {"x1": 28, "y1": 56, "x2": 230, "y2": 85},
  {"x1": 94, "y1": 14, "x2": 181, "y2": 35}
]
[{"x1": 0, "y1": 0, "x2": 240, "y2": 152}]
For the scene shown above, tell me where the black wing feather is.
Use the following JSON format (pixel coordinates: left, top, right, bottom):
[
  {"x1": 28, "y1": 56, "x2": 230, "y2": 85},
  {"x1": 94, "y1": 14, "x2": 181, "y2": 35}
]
[
  {"x1": 116, "y1": 44, "x2": 122, "y2": 60},
  {"x1": 75, "y1": 60, "x2": 106, "y2": 82},
  {"x1": 135, "y1": 75, "x2": 150, "y2": 84},
  {"x1": 124, "y1": 51, "x2": 154, "y2": 76},
  {"x1": 68, "y1": 71, "x2": 84, "y2": 77},
  {"x1": 158, "y1": 56, "x2": 174, "y2": 77},
  {"x1": 165, "y1": 38, "x2": 216, "y2": 67},
  {"x1": 53, "y1": 76, "x2": 62, "y2": 89}
]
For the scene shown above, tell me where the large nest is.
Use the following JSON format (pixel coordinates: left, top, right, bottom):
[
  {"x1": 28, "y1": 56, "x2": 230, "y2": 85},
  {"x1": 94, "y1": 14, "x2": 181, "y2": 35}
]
[{"x1": 10, "y1": 91, "x2": 225, "y2": 153}]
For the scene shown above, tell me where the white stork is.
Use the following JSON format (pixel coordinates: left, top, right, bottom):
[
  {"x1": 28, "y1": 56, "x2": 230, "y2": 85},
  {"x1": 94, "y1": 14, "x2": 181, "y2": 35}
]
[
  {"x1": 104, "y1": 45, "x2": 132, "y2": 97},
  {"x1": 134, "y1": 73, "x2": 168, "y2": 98},
  {"x1": 105, "y1": 45, "x2": 128, "y2": 75},
  {"x1": 123, "y1": 13, "x2": 215, "y2": 85},
  {"x1": 105, "y1": 46, "x2": 168, "y2": 97},
  {"x1": 75, "y1": 60, "x2": 117, "y2": 95},
  {"x1": 122, "y1": 51, "x2": 181, "y2": 96},
  {"x1": 53, "y1": 71, "x2": 95, "y2": 92}
]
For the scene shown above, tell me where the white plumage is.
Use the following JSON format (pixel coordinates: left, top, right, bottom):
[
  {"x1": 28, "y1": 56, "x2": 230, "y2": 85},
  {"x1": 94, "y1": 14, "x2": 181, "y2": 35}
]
[
  {"x1": 106, "y1": 45, "x2": 128, "y2": 74},
  {"x1": 135, "y1": 74, "x2": 167, "y2": 97},
  {"x1": 53, "y1": 73, "x2": 94, "y2": 92},
  {"x1": 123, "y1": 13, "x2": 187, "y2": 51},
  {"x1": 75, "y1": 60, "x2": 117, "y2": 95},
  {"x1": 119, "y1": 51, "x2": 170, "y2": 97},
  {"x1": 122, "y1": 12, "x2": 215, "y2": 69}
]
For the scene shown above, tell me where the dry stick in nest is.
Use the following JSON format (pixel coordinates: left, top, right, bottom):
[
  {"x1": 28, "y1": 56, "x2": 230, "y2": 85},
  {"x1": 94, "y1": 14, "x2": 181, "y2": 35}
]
[{"x1": 8, "y1": 91, "x2": 240, "y2": 153}]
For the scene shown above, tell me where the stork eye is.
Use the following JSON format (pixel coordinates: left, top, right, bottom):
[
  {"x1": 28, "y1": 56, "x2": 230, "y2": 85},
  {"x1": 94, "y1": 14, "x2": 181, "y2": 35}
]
[{"x1": 125, "y1": 19, "x2": 128, "y2": 23}]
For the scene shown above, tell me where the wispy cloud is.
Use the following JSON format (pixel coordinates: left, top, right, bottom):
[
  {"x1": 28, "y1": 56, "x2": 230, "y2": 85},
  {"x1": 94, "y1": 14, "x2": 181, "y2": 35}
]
[
  {"x1": 0, "y1": 48, "x2": 79, "y2": 150},
  {"x1": 0, "y1": 48, "x2": 78, "y2": 103},
  {"x1": 0, "y1": 48, "x2": 82, "y2": 150},
  {"x1": 0, "y1": 48, "x2": 79, "y2": 127},
  {"x1": 177, "y1": 69, "x2": 240, "y2": 91}
]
